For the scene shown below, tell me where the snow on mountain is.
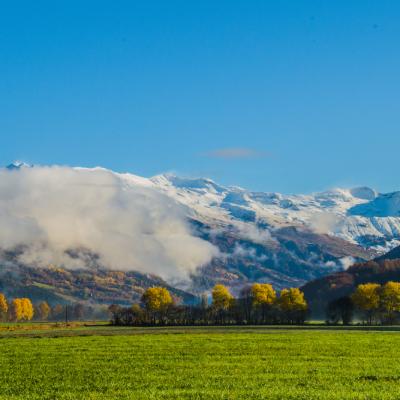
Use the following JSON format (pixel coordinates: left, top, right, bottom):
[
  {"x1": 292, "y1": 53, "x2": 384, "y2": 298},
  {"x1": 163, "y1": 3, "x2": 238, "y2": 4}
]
[
  {"x1": 55, "y1": 167, "x2": 398, "y2": 256},
  {"x1": 349, "y1": 192, "x2": 400, "y2": 217},
  {"x1": 2, "y1": 163, "x2": 398, "y2": 290},
  {"x1": 142, "y1": 174, "x2": 400, "y2": 253}
]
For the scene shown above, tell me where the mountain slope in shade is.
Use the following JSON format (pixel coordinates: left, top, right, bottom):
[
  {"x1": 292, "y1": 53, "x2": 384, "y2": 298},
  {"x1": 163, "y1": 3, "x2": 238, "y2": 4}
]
[
  {"x1": 191, "y1": 224, "x2": 373, "y2": 293},
  {"x1": 302, "y1": 245, "x2": 400, "y2": 317}
]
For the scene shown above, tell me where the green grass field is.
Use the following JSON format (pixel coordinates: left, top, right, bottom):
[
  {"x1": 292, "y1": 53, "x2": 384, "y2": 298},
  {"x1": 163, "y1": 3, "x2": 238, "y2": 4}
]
[{"x1": 0, "y1": 325, "x2": 400, "y2": 399}]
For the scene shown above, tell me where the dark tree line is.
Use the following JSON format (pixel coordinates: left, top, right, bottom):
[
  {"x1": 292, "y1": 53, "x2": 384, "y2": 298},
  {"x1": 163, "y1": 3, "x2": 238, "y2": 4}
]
[{"x1": 109, "y1": 284, "x2": 309, "y2": 326}]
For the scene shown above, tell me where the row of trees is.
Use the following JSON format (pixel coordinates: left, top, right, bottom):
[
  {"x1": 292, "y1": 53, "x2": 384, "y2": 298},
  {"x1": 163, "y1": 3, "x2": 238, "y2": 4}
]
[
  {"x1": 0, "y1": 294, "x2": 106, "y2": 322},
  {"x1": 3, "y1": 281, "x2": 399, "y2": 326},
  {"x1": 0, "y1": 295, "x2": 35, "y2": 322},
  {"x1": 327, "y1": 281, "x2": 400, "y2": 325},
  {"x1": 110, "y1": 284, "x2": 308, "y2": 326}
]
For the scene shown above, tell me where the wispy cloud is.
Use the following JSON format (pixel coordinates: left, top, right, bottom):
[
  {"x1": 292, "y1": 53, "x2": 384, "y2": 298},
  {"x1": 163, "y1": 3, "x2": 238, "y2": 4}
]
[{"x1": 204, "y1": 147, "x2": 267, "y2": 160}]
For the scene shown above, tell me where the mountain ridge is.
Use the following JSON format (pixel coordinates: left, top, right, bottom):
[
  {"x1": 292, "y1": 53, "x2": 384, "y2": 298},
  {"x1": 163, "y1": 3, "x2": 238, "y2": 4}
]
[{"x1": 2, "y1": 162, "x2": 399, "y2": 299}]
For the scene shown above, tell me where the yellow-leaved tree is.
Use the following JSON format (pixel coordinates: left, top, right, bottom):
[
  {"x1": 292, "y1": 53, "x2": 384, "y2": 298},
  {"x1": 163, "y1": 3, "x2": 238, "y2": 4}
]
[
  {"x1": 278, "y1": 288, "x2": 308, "y2": 324},
  {"x1": 351, "y1": 283, "x2": 381, "y2": 325},
  {"x1": 0, "y1": 293, "x2": 8, "y2": 321},
  {"x1": 142, "y1": 287, "x2": 173, "y2": 312},
  {"x1": 379, "y1": 281, "x2": 400, "y2": 324},
  {"x1": 21, "y1": 298, "x2": 34, "y2": 321},
  {"x1": 211, "y1": 284, "x2": 234, "y2": 324},
  {"x1": 251, "y1": 283, "x2": 276, "y2": 306},
  {"x1": 251, "y1": 283, "x2": 276, "y2": 323},
  {"x1": 9, "y1": 298, "x2": 34, "y2": 322},
  {"x1": 142, "y1": 287, "x2": 173, "y2": 324},
  {"x1": 9, "y1": 299, "x2": 23, "y2": 322},
  {"x1": 212, "y1": 284, "x2": 233, "y2": 311}
]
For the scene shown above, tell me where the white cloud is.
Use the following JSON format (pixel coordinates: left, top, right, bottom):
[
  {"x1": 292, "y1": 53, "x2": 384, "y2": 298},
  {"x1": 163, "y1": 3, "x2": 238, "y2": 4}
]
[
  {"x1": 0, "y1": 166, "x2": 218, "y2": 280},
  {"x1": 308, "y1": 212, "x2": 341, "y2": 234},
  {"x1": 204, "y1": 147, "x2": 267, "y2": 160},
  {"x1": 234, "y1": 221, "x2": 277, "y2": 245},
  {"x1": 340, "y1": 256, "x2": 355, "y2": 270}
]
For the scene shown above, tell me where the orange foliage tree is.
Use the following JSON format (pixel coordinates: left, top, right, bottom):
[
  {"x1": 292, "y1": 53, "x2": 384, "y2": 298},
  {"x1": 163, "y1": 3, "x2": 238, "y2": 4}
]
[
  {"x1": 9, "y1": 298, "x2": 34, "y2": 322},
  {"x1": 0, "y1": 293, "x2": 8, "y2": 321}
]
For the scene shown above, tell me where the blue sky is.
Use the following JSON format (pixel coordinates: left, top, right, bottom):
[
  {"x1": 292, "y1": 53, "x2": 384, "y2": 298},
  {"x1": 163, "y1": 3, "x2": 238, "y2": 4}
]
[{"x1": 1, "y1": 1, "x2": 399, "y2": 194}]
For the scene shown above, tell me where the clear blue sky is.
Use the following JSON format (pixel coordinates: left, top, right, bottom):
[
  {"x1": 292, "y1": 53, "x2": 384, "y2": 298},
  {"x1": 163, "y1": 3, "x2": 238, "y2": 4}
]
[{"x1": 1, "y1": 1, "x2": 399, "y2": 194}]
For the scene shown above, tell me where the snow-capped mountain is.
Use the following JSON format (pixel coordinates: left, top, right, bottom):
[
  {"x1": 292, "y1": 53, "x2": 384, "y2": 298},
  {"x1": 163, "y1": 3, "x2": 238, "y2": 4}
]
[
  {"x1": 144, "y1": 173, "x2": 400, "y2": 254},
  {"x1": 2, "y1": 162, "x2": 399, "y2": 291},
  {"x1": 114, "y1": 169, "x2": 400, "y2": 288},
  {"x1": 120, "y1": 170, "x2": 400, "y2": 289}
]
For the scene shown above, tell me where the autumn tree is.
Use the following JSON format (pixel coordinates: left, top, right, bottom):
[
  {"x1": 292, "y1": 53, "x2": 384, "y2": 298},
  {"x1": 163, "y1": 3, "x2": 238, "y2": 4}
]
[
  {"x1": 212, "y1": 284, "x2": 233, "y2": 310},
  {"x1": 142, "y1": 287, "x2": 173, "y2": 312},
  {"x1": 37, "y1": 301, "x2": 51, "y2": 321},
  {"x1": 9, "y1": 299, "x2": 22, "y2": 321},
  {"x1": 251, "y1": 283, "x2": 276, "y2": 324},
  {"x1": 21, "y1": 298, "x2": 34, "y2": 321},
  {"x1": 211, "y1": 284, "x2": 234, "y2": 324},
  {"x1": 0, "y1": 293, "x2": 8, "y2": 321},
  {"x1": 351, "y1": 283, "x2": 381, "y2": 325},
  {"x1": 379, "y1": 281, "x2": 400, "y2": 324},
  {"x1": 142, "y1": 287, "x2": 173, "y2": 324},
  {"x1": 9, "y1": 298, "x2": 33, "y2": 321},
  {"x1": 278, "y1": 288, "x2": 308, "y2": 324}
]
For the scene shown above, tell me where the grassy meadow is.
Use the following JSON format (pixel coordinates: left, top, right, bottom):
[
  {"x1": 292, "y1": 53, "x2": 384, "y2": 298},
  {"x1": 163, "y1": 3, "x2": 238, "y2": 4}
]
[{"x1": 0, "y1": 325, "x2": 400, "y2": 399}]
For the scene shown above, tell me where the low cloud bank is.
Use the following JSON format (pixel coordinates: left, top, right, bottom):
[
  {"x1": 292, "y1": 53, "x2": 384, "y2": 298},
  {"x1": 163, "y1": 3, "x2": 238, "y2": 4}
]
[{"x1": 0, "y1": 166, "x2": 218, "y2": 279}]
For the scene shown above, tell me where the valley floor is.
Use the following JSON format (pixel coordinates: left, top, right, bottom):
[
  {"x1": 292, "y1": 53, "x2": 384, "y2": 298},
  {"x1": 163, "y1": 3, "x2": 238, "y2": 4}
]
[{"x1": 0, "y1": 325, "x2": 400, "y2": 399}]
